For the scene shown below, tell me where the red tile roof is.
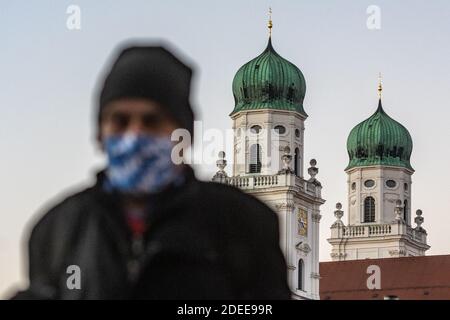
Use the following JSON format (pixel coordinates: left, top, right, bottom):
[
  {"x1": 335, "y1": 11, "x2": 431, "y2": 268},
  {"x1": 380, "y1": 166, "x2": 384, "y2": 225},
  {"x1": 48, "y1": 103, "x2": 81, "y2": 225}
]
[{"x1": 319, "y1": 255, "x2": 450, "y2": 300}]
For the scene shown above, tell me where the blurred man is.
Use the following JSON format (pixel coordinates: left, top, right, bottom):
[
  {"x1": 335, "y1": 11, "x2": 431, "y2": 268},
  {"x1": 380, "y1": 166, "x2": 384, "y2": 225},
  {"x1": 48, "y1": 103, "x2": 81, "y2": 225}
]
[{"x1": 12, "y1": 44, "x2": 290, "y2": 299}]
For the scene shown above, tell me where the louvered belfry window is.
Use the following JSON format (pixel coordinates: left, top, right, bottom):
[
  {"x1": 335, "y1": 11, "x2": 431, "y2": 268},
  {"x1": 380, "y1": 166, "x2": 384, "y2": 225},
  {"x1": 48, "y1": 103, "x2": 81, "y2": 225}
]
[
  {"x1": 249, "y1": 144, "x2": 262, "y2": 173},
  {"x1": 364, "y1": 197, "x2": 376, "y2": 222}
]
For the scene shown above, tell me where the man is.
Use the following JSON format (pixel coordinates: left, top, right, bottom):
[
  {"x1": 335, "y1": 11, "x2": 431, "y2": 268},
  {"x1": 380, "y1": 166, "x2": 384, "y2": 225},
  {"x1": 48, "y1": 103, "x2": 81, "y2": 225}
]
[{"x1": 12, "y1": 44, "x2": 290, "y2": 299}]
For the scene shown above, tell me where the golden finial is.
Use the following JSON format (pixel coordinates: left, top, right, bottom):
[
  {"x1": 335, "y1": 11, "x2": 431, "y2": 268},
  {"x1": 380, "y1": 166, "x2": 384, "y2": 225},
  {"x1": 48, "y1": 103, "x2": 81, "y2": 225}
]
[
  {"x1": 268, "y1": 7, "x2": 273, "y2": 37},
  {"x1": 377, "y1": 73, "x2": 383, "y2": 99}
]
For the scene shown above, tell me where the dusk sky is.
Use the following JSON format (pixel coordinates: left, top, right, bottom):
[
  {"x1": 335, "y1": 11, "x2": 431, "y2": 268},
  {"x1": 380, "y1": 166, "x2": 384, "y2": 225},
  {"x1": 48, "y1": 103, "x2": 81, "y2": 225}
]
[{"x1": 1, "y1": 0, "x2": 449, "y2": 296}]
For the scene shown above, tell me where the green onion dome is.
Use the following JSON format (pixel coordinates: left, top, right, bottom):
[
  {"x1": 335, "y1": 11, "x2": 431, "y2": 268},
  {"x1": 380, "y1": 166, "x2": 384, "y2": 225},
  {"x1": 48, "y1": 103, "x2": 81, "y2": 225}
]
[
  {"x1": 346, "y1": 99, "x2": 413, "y2": 171},
  {"x1": 231, "y1": 37, "x2": 307, "y2": 116}
]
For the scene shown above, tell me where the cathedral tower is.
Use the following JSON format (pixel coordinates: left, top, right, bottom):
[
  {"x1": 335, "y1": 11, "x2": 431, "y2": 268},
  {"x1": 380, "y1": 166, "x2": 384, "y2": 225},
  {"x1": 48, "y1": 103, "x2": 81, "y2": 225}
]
[
  {"x1": 213, "y1": 13, "x2": 325, "y2": 300},
  {"x1": 328, "y1": 78, "x2": 429, "y2": 261}
]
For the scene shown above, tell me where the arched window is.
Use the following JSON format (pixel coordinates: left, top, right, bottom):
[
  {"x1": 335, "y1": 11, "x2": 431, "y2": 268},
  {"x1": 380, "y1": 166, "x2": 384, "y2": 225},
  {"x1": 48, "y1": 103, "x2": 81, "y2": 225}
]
[
  {"x1": 298, "y1": 259, "x2": 304, "y2": 291},
  {"x1": 364, "y1": 197, "x2": 376, "y2": 222},
  {"x1": 294, "y1": 148, "x2": 300, "y2": 176},
  {"x1": 248, "y1": 144, "x2": 262, "y2": 173},
  {"x1": 404, "y1": 200, "x2": 408, "y2": 222}
]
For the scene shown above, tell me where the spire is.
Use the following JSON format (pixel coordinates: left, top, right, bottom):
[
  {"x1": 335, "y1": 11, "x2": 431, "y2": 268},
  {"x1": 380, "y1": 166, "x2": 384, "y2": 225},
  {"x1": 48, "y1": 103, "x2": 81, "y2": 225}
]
[
  {"x1": 265, "y1": 35, "x2": 275, "y2": 53},
  {"x1": 377, "y1": 73, "x2": 384, "y2": 112},
  {"x1": 268, "y1": 7, "x2": 273, "y2": 37},
  {"x1": 377, "y1": 73, "x2": 383, "y2": 100}
]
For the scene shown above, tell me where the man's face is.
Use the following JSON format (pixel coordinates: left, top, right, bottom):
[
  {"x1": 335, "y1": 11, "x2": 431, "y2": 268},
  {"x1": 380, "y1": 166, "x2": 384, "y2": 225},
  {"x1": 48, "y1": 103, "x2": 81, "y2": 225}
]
[{"x1": 98, "y1": 98, "x2": 179, "y2": 142}]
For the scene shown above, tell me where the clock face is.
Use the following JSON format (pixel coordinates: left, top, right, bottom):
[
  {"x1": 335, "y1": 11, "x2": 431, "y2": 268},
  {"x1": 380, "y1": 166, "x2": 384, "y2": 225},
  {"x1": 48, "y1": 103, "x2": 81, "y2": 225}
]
[{"x1": 297, "y1": 209, "x2": 308, "y2": 237}]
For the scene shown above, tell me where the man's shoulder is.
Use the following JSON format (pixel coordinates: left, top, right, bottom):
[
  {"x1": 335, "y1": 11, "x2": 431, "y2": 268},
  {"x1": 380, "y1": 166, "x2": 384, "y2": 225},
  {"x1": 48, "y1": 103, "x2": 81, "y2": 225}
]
[
  {"x1": 192, "y1": 180, "x2": 277, "y2": 221},
  {"x1": 29, "y1": 185, "x2": 95, "y2": 236},
  {"x1": 189, "y1": 180, "x2": 280, "y2": 244},
  {"x1": 195, "y1": 180, "x2": 259, "y2": 204}
]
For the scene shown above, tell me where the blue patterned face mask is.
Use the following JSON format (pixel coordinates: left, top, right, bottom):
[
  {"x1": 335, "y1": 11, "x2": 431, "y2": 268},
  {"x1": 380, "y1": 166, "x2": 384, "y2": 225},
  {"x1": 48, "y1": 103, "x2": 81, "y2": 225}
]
[{"x1": 103, "y1": 133, "x2": 181, "y2": 194}]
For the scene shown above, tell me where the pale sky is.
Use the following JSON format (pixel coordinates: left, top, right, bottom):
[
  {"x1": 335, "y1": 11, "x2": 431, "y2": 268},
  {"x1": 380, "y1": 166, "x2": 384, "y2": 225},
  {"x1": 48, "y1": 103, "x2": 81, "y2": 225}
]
[{"x1": 1, "y1": 0, "x2": 450, "y2": 297}]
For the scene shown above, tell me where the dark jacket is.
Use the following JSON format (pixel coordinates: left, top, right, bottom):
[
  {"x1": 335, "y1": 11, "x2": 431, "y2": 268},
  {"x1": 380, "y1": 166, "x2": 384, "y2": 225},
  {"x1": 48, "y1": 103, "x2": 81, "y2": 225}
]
[{"x1": 12, "y1": 167, "x2": 290, "y2": 299}]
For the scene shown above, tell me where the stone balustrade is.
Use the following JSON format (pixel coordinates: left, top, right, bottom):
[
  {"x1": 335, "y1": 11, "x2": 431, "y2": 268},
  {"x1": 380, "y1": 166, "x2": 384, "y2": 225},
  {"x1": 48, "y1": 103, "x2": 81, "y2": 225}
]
[
  {"x1": 331, "y1": 221, "x2": 427, "y2": 244},
  {"x1": 225, "y1": 173, "x2": 320, "y2": 197}
]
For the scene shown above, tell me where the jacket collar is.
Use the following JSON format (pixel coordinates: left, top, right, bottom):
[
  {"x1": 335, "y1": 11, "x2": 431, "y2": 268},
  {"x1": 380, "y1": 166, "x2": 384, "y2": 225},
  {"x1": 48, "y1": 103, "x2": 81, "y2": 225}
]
[{"x1": 89, "y1": 165, "x2": 199, "y2": 239}]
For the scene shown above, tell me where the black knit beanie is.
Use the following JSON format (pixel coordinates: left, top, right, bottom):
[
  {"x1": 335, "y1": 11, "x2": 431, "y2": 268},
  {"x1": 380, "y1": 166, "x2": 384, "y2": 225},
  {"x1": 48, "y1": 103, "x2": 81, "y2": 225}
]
[{"x1": 98, "y1": 44, "x2": 194, "y2": 136}]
